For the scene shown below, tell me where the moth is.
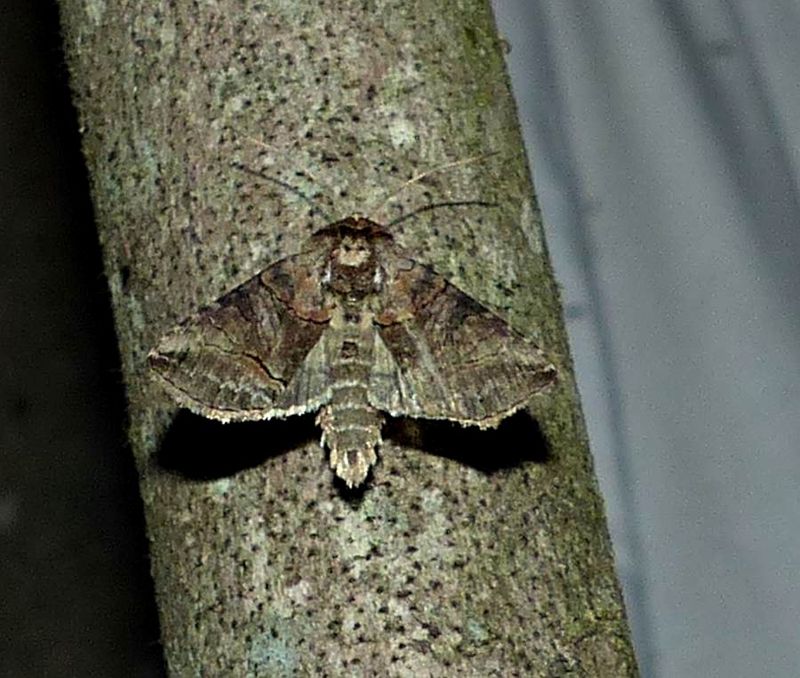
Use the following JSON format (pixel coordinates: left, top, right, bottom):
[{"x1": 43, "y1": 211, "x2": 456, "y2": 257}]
[{"x1": 148, "y1": 216, "x2": 557, "y2": 487}]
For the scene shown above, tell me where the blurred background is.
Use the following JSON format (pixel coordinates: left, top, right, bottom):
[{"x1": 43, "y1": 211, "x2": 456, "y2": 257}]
[
  {"x1": 495, "y1": 2, "x2": 800, "y2": 677},
  {"x1": 2, "y1": 2, "x2": 798, "y2": 676}
]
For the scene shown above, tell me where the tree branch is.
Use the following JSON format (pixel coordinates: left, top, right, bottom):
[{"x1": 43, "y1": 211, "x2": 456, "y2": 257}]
[{"x1": 58, "y1": 0, "x2": 638, "y2": 673}]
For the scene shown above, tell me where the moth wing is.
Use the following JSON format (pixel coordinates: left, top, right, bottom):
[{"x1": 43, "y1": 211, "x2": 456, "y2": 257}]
[
  {"x1": 148, "y1": 250, "x2": 333, "y2": 422},
  {"x1": 369, "y1": 254, "x2": 557, "y2": 428}
]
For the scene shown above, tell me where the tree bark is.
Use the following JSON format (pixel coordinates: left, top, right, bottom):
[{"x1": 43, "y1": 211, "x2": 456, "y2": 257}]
[{"x1": 58, "y1": 1, "x2": 638, "y2": 674}]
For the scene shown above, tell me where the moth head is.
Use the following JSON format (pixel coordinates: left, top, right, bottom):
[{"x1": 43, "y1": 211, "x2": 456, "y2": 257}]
[
  {"x1": 324, "y1": 218, "x2": 387, "y2": 300},
  {"x1": 335, "y1": 233, "x2": 372, "y2": 268}
]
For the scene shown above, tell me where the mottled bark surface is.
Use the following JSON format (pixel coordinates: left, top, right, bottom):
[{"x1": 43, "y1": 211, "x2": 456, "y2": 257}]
[{"x1": 58, "y1": 1, "x2": 637, "y2": 674}]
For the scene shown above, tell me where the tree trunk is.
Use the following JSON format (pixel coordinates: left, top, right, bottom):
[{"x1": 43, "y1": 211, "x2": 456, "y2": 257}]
[{"x1": 58, "y1": 1, "x2": 638, "y2": 674}]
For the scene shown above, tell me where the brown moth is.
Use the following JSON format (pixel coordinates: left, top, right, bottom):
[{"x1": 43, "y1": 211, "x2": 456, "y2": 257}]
[{"x1": 148, "y1": 216, "x2": 557, "y2": 487}]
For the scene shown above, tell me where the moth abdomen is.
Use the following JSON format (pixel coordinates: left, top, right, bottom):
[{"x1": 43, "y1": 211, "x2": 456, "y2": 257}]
[
  {"x1": 317, "y1": 395, "x2": 382, "y2": 488},
  {"x1": 316, "y1": 329, "x2": 382, "y2": 487}
]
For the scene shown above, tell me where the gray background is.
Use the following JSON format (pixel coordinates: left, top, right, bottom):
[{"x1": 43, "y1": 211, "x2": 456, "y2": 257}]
[
  {"x1": 493, "y1": 1, "x2": 800, "y2": 677},
  {"x1": 2, "y1": 1, "x2": 798, "y2": 676}
]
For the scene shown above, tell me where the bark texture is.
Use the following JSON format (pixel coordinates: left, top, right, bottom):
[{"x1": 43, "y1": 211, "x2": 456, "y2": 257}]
[{"x1": 58, "y1": 0, "x2": 638, "y2": 674}]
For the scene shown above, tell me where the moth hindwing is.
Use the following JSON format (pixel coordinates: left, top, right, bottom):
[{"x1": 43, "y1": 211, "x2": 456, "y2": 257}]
[{"x1": 148, "y1": 217, "x2": 557, "y2": 487}]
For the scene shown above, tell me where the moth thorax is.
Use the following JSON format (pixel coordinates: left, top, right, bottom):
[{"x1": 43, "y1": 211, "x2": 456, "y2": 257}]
[{"x1": 328, "y1": 237, "x2": 382, "y2": 299}]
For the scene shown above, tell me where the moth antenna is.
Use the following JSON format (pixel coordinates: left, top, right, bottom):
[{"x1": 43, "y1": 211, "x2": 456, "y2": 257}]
[
  {"x1": 232, "y1": 157, "x2": 334, "y2": 222},
  {"x1": 386, "y1": 200, "x2": 499, "y2": 229},
  {"x1": 373, "y1": 152, "x2": 499, "y2": 219},
  {"x1": 242, "y1": 134, "x2": 271, "y2": 151},
  {"x1": 233, "y1": 163, "x2": 333, "y2": 221}
]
